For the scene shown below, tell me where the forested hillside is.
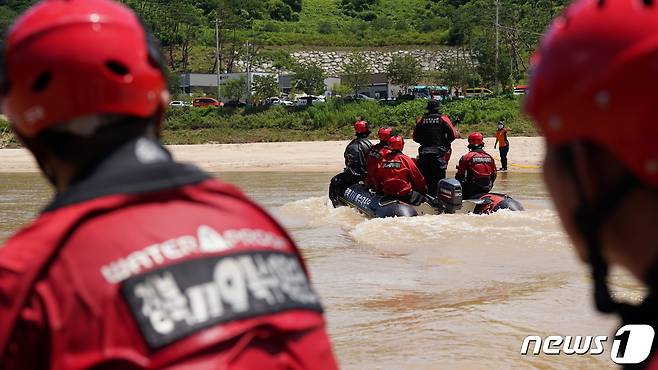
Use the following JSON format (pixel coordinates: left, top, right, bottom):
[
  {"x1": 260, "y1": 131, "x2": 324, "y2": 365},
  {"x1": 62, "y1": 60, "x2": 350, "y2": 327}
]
[{"x1": 0, "y1": 0, "x2": 570, "y2": 87}]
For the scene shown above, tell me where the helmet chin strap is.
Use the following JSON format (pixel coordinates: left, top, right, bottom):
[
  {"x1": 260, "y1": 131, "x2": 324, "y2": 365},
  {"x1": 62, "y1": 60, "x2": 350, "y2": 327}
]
[{"x1": 562, "y1": 146, "x2": 658, "y2": 324}]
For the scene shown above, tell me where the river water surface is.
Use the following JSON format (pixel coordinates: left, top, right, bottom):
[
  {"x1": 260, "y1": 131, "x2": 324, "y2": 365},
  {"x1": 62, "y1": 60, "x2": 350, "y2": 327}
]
[{"x1": 0, "y1": 171, "x2": 644, "y2": 369}]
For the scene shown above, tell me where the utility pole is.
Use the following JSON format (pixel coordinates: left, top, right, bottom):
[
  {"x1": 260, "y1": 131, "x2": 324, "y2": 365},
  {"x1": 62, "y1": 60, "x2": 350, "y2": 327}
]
[
  {"x1": 495, "y1": 0, "x2": 500, "y2": 93},
  {"x1": 215, "y1": 18, "x2": 221, "y2": 101},
  {"x1": 246, "y1": 41, "x2": 252, "y2": 104}
]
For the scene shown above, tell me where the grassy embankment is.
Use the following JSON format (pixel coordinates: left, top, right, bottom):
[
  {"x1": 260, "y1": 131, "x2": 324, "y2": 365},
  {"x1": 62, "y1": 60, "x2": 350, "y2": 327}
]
[{"x1": 0, "y1": 96, "x2": 536, "y2": 148}]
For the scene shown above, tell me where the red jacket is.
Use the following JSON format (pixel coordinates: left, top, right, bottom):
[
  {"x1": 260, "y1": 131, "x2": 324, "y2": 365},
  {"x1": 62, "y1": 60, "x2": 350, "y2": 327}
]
[
  {"x1": 365, "y1": 142, "x2": 390, "y2": 192},
  {"x1": 456, "y1": 149, "x2": 497, "y2": 188},
  {"x1": 0, "y1": 140, "x2": 337, "y2": 370},
  {"x1": 376, "y1": 151, "x2": 428, "y2": 196}
]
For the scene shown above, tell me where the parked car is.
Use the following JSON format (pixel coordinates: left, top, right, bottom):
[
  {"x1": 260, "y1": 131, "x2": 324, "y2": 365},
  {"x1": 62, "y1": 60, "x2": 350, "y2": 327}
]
[
  {"x1": 296, "y1": 95, "x2": 326, "y2": 106},
  {"x1": 169, "y1": 100, "x2": 190, "y2": 108},
  {"x1": 192, "y1": 97, "x2": 221, "y2": 108},
  {"x1": 223, "y1": 100, "x2": 247, "y2": 108},
  {"x1": 513, "y1": 85, "x2": 529, "y2": 95},
  {"x1": 464, "y1": 87, "x2": 494, "y2": 98},
  {"x1": 266, "y1": 97, "x2": 294, "y2": 106},
  {"x1": 344, "y1": 93, "x2": 375, "y2": 101}
]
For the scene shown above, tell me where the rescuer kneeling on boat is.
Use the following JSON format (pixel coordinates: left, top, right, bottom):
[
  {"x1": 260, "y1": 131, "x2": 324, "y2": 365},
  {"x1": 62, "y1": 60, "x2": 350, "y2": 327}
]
[
  {"x1": 329, "y1": 120, "x2": 373, "y2": 207},
  {"x1": 0, "y1": 1, "x2": 338, "y2": 368},
  {"x1": 376, "y1": 135, "x2": 428, "y2": 205},
  {"x1": 456, "y1": 132, "x2": 497, "y2": 199},
  {"x1": 365, "y1": 127, "x2": 393, "y2": 193}
]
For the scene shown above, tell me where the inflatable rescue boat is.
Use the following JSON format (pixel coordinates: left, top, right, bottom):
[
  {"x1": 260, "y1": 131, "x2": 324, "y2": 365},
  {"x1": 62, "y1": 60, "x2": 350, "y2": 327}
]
[{"x1": 336, "y1": 178, "x2": 524, "y2": 218}]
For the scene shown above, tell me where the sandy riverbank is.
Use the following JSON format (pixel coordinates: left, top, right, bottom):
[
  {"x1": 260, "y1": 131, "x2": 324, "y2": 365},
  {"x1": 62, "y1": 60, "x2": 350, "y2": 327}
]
[{"x1": 0, "y1": 136, "x2": 544, "y2": 173}]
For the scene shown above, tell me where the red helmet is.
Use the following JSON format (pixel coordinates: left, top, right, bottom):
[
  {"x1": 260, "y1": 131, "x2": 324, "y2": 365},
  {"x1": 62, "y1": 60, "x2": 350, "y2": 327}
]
[
  {"x1": 354, "y1": 120, "x2": 369, "y2": 134},
  {"x1": 378, "y1": 127, "x2": 392, "y2": 142},
  {"x1": 389, "y1": 135, "x2": 404, "y2": 151},
  {"x1": 468, "y1": 132, "x2": 484, "y2": 147},
  {"x1": 1, "y1": 0, "x2": 168, "y2": 137},
  {"x1": 525, "y1": 0, "x2": 658, "y2": 186}
]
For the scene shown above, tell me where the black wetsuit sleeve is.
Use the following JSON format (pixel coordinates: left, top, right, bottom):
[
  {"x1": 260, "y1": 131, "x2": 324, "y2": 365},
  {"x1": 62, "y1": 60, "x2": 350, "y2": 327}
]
[{"x1": 345, "y1": 139, "x2": 371, "y2": 177}]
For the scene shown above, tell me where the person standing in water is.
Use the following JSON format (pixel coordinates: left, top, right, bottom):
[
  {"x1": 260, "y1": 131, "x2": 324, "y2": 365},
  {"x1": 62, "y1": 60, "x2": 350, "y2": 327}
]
[
  {"x1": 329, "y1": 120, "x2": 373, "y2": 207},
  {"x1": 494, "y1": 120, "x2": 510, "y2": 171},
  {"x1": 0, "y1": 1, "x2": 338, "y2": 368},
  {"x1": 526, "y1": 1, "x2": 658, "y2": 367}
]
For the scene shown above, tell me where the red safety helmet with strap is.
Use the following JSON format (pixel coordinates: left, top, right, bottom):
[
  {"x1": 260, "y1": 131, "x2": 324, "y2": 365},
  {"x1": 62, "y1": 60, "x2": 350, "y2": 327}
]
[
  {"x1": 389, "y1": 135, "x2": 404, "y2": 151},
  {"x1": 354, "y1": 120, "x2": 369, "y2": 134},
  {"x1": 0, "y1": 0, "x2": 168, "y2": 138},
  {"x1": 377, "y1": 127, "x2": 392, "y2": 142},
  {"x1": 468, "y1": 132, "x2": 484, "y2": 148},
  {"x1": 525, "y1": 0, "x2": 658, "y2": 187}
]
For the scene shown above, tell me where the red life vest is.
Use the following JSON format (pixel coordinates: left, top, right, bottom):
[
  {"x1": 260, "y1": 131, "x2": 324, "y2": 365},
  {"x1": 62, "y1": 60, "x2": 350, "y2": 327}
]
[
  {"x1": 456, "y1": 150, "x2": 497, "y2": 187},
  {"x1": 365, "y1": 142, "x2": 390, "y2": 191},
  {"x1": 0, "y1": 141, "x2": 332, "y2": 370},
  {"x1": 377, "y1": 152, "x2": 428, "y2": 196}
]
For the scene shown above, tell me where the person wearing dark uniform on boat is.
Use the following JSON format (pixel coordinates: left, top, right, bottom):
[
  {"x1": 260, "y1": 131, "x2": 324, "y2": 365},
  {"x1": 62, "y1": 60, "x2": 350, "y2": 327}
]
[
  {"x1": 413, "y1": 100, "x2": 457, "y2": 196},
  {"x1": 329, "y1": 120, "x2": 373, "y2": 207},
  {"x1": 365, "y1": 127, "x2": 393, "y2": 193},
  {"x1": 456, "y1": 132, "x2": 497, "y2": 199},
  {"x1": 376, "y1": 135, "x2": 428, "y2": 205}
]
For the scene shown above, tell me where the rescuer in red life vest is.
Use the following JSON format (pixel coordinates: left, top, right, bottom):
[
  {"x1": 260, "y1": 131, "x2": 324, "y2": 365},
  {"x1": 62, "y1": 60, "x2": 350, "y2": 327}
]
[
  {"x1": 365, "y1": 127, "x2": 393, "y2": 192},
  {"x1": 455, "y1": 133, "x2": 497, "y2": 199},
  {"x1": 376, "y1": 135, "x2": 428, "y2": 205},
  {"x1": 526, "y1": 1, "x2": 658, "y2": 368},
  {"x1": 0, "y1": 1, "x2": 338, "y2": 369}
]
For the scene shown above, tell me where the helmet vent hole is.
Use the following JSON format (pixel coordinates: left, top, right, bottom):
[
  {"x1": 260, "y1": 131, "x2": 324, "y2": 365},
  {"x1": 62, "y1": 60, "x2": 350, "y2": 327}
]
[
  {"x1": 643, "y1": 0, "x2": 653, "y2": 6},
  {"x1": 106, "y1": 61, "x2": 130, "y2": 76},
  {"x1": 597, "y1": 0, "x2": 605, "y2": 7},
  {"x1": 32, "y1": 72, "x2": 51, "y2": 93}
]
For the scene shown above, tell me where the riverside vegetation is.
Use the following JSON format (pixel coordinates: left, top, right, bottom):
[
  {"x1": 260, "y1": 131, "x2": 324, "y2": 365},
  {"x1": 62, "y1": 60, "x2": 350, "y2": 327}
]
[{"x1": 0, "y1": 96, "x2": 534, "y2": 148}]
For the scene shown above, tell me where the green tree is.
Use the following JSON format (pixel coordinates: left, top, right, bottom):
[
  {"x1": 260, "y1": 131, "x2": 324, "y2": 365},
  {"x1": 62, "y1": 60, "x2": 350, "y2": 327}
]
[
  {"x1": 252, "y1": 74, "x2": 280, "y2": 101},
  {"x1": 342, "y1": 54, "x2": 372, "y2": 94},
  {"x1": 331, "y1": 83, "x2": 353, "y2": 97},
  {"x1": 283, "y1": 0, "x2": 302, "y2": 12},
  {"x1": 292, "y1": 62, "x2": 326, "y2": 95},
  {"x1": 439, "y1": 57, "x2": 481, "y2": 90},
  {"x1": 386, "y1": 55, "x2": 423, "y2": 91},
  {"x1": 0, "y1": 6, "x2": 17, "y2": 40},
  {"x1": 268, "y1": 0, "x2": 297, "y2": 22},
  {"x1": 221, "y1": 76, "x2": 249, "y2": 101}
]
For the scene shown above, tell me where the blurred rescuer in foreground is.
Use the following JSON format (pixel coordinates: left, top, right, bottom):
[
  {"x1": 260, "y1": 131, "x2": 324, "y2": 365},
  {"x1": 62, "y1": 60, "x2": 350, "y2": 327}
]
[
  {"x1": 364, "y1": 127, "x2": 392, "y2": 192},
  {"x1": 456, "y1": 132, "x2": 497, "y2": 199},
  {"x1": 0, "y1": 0, "x2": 338, "y2": 369},
  {"x1": 328, "y1": 119, "x2": 372, "y2": 206},
  {"x1": 526, "y1": 0, "x2": 658, "y2": 368},
  {"x1": 413, "y1": 100, "x2": 457, "y2": 197},
  {"x1": 376, "y1": 135, "x2": 427, "y2": 205}
]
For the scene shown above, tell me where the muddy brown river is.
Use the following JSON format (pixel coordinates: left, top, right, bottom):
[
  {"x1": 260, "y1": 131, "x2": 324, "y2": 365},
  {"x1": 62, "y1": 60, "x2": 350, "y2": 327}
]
[{"x1": 0, "y1": 171, "x2": 644, "y2": 369}]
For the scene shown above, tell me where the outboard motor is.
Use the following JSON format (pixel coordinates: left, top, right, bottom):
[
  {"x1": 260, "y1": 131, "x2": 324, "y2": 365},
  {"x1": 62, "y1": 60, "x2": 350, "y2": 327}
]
[{"x1": 437, "y1": 178, "x2": 463, "y2": 214}]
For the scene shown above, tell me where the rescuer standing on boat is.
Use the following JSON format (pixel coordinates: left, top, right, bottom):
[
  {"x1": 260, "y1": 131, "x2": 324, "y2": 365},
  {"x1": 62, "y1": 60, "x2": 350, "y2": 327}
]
[
  {"x1": 526, "y1": 0, "x2": 658, "y2": 368},
  {"x1": 413, "y1": 100, "x2": 457, "y2": 196},
  {"x1": 329, "y1": 120, "x2": 373, "y2": 207},
  {"x1": 0, "y1": 1, "x2": 338, "y2": 368}
]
